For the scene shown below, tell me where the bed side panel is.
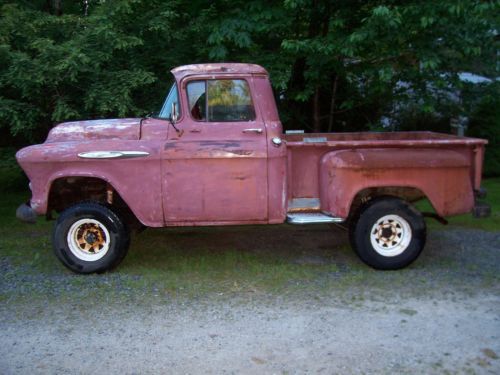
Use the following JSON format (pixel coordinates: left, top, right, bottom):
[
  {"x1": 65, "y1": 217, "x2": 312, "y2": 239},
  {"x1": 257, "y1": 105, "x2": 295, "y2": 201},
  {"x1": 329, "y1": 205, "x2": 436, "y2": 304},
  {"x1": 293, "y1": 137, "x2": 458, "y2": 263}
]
[{"x1": 319, "y1": 148, "x2": 474, "y2": 218}]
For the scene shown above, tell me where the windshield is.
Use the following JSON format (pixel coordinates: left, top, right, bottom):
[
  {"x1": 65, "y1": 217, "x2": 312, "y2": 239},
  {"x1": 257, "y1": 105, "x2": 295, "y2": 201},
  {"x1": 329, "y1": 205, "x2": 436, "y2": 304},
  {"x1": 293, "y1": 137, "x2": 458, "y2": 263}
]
[{"x1": 158, "y1": 83, "x2": 181, "y2": 119}]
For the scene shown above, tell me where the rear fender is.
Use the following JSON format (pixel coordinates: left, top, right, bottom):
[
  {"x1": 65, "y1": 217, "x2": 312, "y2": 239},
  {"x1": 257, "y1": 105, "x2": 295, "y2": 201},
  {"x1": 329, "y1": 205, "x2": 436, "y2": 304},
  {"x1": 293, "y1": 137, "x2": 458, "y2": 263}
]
[{"x1": 319, "y1": 148, "x2": 473, "y2": 218}]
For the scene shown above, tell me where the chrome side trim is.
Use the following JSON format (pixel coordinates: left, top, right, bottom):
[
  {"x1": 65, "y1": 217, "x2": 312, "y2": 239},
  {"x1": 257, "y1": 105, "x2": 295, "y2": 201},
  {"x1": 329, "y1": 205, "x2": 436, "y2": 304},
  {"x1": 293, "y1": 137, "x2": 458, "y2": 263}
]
[
  {"x1": 287, "y1": 212, "x2": 345, "y2": 225},
  {"x1": 303, "y1": 137, "x2": 327, "y2": 143},
  {"x1": 78, "y1": 151, "x2": 150, "y2": 159}
]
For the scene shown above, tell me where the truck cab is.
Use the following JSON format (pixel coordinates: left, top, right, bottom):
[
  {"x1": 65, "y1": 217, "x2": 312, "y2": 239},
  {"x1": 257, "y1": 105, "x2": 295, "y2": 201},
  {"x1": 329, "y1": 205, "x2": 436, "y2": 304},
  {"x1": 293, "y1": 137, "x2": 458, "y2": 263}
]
[{"x1": 157, "y1": 64, "x2": 286, "y2": 225}]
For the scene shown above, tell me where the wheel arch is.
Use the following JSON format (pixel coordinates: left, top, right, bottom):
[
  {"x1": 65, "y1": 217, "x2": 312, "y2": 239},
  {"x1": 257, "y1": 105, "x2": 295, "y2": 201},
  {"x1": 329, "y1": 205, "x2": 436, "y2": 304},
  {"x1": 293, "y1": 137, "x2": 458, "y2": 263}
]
[
  {"x1": 46, "y1": 174, "x2": 140, "y2": 227},
  {"x1": 347, "y1": 186, "x2": 434, "y2": 220}
]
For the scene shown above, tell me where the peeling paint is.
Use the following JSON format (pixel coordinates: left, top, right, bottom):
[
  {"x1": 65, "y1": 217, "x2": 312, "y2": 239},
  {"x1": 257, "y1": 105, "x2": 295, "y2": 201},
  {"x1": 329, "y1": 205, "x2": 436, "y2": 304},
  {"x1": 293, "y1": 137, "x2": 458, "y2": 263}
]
[{"x1": 46, "y1": 118, "x2": 141, "y2": 143}]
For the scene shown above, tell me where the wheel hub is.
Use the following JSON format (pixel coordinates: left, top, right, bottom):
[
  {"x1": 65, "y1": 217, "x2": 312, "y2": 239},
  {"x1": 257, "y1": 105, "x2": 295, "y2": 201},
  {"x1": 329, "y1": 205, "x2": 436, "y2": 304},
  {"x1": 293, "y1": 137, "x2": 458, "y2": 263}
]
[
  {"x1": 77, "y1": 223, "x2": 106, "y2": 253},
  {"x1": 84, "y1": 232, "x2": 97, "y2": 245},
  {"x1": 67, "y1": 219, "x2": 111, "y2": 261},
  {"x1": 381, "y1": 227, "x2": 394, "y2": 239},
  {"x1": 370, "y1": 214, "x2": 412, "y2": 257}
]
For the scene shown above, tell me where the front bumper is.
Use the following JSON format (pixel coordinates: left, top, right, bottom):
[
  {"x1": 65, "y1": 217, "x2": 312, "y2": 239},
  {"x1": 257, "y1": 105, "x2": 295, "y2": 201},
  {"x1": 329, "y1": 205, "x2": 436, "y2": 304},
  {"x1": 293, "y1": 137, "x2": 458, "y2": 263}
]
[{"x1": 16, "y1": 203, "x2": 37, "y2": 224}]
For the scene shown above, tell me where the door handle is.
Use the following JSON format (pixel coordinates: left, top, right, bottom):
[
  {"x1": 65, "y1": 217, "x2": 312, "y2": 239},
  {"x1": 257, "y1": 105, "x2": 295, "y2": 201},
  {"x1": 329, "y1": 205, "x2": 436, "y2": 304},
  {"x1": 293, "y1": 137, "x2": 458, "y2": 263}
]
[{"x1": 242, "y1": 128, "x2": 263, "y2": 134}]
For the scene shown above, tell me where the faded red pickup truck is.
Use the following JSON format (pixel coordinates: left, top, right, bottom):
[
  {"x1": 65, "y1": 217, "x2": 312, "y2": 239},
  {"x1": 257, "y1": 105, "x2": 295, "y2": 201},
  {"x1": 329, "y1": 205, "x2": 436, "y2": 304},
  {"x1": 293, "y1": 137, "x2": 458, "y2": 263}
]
[{"x1": 16, "y1": 63, "x2": 490, "y2": 273}]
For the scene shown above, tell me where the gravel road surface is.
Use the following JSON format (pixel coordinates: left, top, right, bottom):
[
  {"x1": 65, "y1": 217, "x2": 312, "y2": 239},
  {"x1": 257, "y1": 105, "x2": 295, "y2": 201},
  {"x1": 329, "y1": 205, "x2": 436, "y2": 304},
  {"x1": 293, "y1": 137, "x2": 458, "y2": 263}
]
[
  {"x1": 1, "y1": 227, "x2": 499, "y2": 374},
  {"x1": 1, "y1": 294, "x2": 499, "y2": 374}
]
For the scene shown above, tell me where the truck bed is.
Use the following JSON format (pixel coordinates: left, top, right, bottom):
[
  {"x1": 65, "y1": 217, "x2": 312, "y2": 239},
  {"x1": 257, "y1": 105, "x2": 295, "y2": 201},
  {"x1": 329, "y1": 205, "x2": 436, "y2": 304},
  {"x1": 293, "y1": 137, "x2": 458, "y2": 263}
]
[{"x1": 284, "y1": 131, "x2": 487, "y2": 205}]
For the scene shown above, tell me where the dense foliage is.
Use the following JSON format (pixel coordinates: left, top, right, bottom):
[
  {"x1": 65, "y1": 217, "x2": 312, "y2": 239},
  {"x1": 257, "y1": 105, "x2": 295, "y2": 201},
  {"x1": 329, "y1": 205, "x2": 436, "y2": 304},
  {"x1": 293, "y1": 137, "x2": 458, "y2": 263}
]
[{"x1": 0, "y1": 0, "x2": 498, "y2": 172}]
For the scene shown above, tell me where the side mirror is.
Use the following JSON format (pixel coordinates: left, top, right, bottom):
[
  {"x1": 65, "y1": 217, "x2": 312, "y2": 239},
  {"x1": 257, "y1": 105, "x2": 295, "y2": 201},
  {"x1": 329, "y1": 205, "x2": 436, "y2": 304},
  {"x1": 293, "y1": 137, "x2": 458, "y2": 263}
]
[{"x1": 171, "y1": 102, "x2": 179, "y2": 124}]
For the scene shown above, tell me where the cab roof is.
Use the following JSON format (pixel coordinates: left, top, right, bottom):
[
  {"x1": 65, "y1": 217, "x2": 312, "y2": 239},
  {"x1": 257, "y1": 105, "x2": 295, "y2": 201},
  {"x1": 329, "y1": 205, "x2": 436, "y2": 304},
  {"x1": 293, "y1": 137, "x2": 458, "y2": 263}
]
[{"x1": 171, "y1": 63, "x2": 268, "y2": 80}]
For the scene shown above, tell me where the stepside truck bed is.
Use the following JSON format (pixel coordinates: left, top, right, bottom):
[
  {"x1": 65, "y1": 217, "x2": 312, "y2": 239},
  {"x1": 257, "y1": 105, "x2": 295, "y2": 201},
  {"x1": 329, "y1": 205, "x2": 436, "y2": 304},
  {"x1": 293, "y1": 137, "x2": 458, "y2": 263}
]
[{"x1": 284, "y1": 131, "x2": 487, "y2": 219}]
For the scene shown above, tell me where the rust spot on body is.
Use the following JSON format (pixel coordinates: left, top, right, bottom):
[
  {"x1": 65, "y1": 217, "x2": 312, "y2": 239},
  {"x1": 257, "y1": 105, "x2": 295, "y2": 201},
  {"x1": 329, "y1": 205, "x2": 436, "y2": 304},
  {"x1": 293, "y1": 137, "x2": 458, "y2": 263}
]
[
  {"x1": 199, "y1": 141, "x2": 241, "y2": 148},
  {"x1": 228, "y1": 150, "x2": 253, "y2": 156},
  {"x1": 164, "y1": 143, "x2": 178, "y2": 150}
]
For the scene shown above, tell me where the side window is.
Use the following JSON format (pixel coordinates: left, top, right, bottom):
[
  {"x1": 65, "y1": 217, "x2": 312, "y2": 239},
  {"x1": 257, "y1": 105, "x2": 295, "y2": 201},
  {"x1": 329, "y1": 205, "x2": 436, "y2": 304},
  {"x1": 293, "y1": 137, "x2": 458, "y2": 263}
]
[
  {"x1": 208, "y1": 80, "x2": 255, "y2": 121},
  {"x1": 159, "y1": 83, "x2": 181, "y2": 119},
  {"x1": 186, "y1": 79, "x2": 255, "y2": 122},
  {"x1": 187, "y1": 81, "x2": 206, "y2": 121}
]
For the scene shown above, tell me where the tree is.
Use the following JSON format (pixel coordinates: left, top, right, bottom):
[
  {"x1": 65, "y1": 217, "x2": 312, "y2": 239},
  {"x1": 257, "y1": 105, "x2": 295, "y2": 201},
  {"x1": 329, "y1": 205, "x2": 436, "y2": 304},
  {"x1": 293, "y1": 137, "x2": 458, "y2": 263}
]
[{"x1": 0, "y1": 0, "x2": 498, "y2": 149}]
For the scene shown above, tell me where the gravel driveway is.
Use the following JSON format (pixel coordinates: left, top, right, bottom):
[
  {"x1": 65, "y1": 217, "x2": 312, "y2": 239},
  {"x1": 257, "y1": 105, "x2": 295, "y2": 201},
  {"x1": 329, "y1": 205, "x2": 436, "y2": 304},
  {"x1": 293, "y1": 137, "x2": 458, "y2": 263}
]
[{"x1": 1, "y1": 226, "x2": 499, "y2": 374}]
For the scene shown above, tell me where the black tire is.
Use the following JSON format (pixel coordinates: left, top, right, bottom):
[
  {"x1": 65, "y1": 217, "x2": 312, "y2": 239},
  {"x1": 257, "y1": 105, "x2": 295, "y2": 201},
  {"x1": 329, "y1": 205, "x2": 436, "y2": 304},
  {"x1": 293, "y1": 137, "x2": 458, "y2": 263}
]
[
  {"x1": 53, "y1": 202, "x2": 130, "y2": 274},
  {"x1": 349, "y1": 197, "x2": 426, "y2": 270}
]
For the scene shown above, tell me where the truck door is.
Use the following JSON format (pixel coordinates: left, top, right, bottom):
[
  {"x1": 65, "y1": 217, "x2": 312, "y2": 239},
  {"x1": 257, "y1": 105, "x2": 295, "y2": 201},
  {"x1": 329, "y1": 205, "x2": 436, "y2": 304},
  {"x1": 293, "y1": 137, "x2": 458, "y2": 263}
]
[{"x1": 162, "y1": 77, "x2": 268, "y2": 224}]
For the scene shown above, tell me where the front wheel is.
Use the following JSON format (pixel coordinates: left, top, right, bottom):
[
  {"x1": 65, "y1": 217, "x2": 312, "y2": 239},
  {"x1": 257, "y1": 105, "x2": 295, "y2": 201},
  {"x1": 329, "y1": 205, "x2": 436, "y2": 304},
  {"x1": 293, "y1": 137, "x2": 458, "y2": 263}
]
[
  {"x1": 349, "y1": 197, "x2": 426, "y2": 270},
  {"x1": 53, "y1": 202, "x2": 130, "y2": 274}
]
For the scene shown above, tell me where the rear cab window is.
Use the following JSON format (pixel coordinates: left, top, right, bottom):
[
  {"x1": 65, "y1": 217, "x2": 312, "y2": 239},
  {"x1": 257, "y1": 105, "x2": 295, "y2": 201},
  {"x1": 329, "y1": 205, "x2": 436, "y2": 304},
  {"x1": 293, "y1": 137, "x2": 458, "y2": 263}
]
[{"x1": 186, "y1": 79, "x2": 255, "y2": 122}]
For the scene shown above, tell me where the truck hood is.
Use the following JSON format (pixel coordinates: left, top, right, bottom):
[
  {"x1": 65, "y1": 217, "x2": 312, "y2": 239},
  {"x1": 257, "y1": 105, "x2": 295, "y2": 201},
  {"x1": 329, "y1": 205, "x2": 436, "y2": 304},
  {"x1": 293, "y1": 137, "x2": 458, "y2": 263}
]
[{"x1": 46, "y1": 118, "x2": 141, "y2": 143}]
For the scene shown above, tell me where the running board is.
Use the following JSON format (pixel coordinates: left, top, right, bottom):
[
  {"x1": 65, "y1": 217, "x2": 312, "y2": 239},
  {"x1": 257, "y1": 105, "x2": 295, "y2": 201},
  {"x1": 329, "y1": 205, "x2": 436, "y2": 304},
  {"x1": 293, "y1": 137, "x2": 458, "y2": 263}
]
[{"x1": 286, "y1": 212, "x2": 345, "y2": 225}]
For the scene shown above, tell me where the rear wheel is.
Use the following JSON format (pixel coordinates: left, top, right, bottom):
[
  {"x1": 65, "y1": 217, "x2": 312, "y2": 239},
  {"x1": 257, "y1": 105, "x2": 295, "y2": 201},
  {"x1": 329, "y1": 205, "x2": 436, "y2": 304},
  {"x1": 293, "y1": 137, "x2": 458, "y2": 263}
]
[
  {"x1": 53, "y1": 202, "x2": 130, "y2": 274},
  {"x1": 349, "y1": 197, "x2": 426, "y2": 270}
]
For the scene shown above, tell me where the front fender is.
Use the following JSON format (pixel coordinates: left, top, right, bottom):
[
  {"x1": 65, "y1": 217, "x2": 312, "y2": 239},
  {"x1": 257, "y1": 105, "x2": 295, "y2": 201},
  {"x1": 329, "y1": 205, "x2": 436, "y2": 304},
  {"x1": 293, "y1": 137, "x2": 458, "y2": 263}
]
[
  {"x1": 16, "y1": 140, "x2": 164, "y2": 227},
  {"x1": 319, "y1": 148, "x2": 474, "y2": 218}
]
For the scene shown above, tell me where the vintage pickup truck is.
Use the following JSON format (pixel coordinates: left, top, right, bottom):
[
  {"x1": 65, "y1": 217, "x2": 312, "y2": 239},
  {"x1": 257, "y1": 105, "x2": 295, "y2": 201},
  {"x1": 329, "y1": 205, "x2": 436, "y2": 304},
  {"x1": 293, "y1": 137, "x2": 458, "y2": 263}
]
[{"x1": 16, "y1": 63, "x2": 489, "y2": 273}]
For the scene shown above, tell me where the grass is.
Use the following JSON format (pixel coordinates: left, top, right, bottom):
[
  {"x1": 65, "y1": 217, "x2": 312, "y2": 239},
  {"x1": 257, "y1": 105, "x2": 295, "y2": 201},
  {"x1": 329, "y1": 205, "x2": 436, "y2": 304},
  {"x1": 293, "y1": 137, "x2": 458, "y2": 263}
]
[{"x1": 0, "y1": 147, "x2": 499, "y2": 304}]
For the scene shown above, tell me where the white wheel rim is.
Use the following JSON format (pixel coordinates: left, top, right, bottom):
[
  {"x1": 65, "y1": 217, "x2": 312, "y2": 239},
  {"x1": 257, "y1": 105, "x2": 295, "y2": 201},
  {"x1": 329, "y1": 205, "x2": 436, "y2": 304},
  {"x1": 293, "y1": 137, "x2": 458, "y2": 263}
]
[
  {"x1": 370, "y1": 214, "x2": 412, "y2": 257},
  {"x1": 67, "y1": 218, "x2": 111, "y2": 261}
]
